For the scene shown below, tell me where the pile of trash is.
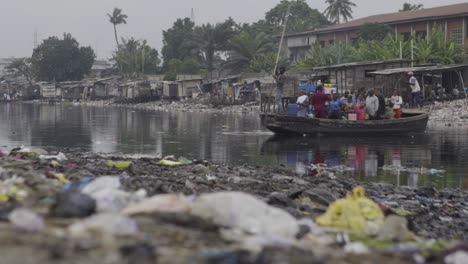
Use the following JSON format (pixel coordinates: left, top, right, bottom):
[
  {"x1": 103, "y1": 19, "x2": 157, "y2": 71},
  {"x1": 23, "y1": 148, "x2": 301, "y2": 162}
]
[
  {"x1": 430, "y1": 100, "x2": 468, "y2": 124},
  {"x1": 0, "y1": 147, "x2": 467, "y2": 264}
]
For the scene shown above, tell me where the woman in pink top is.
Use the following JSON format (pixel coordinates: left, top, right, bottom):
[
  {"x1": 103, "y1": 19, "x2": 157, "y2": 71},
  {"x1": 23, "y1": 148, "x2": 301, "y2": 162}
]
[{"x1": 355, "y1": 94, "x2": 366, "y2": 120}]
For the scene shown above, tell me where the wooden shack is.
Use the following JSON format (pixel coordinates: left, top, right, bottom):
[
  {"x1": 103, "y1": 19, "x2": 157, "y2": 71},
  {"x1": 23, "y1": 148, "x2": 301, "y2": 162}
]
[
  {"x1": 176, "y1": 75, "x2": 202, "y2": 98},
  {"x1": 307, "y1": 59, "x2": 411, "y2": 94}
]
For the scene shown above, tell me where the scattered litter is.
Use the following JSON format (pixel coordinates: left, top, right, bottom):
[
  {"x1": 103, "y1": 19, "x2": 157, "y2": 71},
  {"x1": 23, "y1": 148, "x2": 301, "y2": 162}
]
[
  {"x1": 8, "y1": 208, "x2": 46, "y2": 232},
  {"x1": 316, "y1": 186, "x2": 384, "y2": 234},
  {"x1": 159, "y1": 160, "x2": 183, "y2": 166},
  {"x1": 191, "y1": 192, "x2": 299, "y2": 239},
  {"x1": 105, "y1": 161, "x2": 132, "y2": 169},
  {"x1": 39, "y1": 152, "x2": 68, "y2": 161},
  {"x1": 69, "y1": 213, "x2": 138, "y2": 236},
  {"x1": 123, "y1": 193, "x2": 192, "y2": 215}
]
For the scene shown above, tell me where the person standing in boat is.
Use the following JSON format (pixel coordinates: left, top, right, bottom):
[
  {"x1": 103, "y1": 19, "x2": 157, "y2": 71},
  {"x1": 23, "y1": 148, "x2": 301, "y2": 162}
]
[
  {"x1": 355, "y1": 94, "x2": 366, "y2": 120},
  {"x1": 366, "y1": 89, "x2": 379, "y2": 120},
  {"x1": 391, "y1": 90, "x2": 403, "y2": 119},
  {"x1": 311, "y1": 85, "x2": 330, "y2": 119},
  {"x1": 375, "y1": 89, "x2": 386, "y2": 119},
  {"x1": 408, "y1": 72, "x2": 422, "y2": 108},
  {"x1": 273, "y1": 66, "x2": 287, "y2": 113},
  {"x1": 296, "y1": 90, "x2": 309, "y2": 117}
]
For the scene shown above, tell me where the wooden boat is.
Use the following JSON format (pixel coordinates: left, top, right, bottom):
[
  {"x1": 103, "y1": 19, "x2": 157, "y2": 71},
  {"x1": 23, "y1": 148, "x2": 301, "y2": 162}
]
[{"x1": 260, "y1": 111, "x2": 430, "y2": 135}]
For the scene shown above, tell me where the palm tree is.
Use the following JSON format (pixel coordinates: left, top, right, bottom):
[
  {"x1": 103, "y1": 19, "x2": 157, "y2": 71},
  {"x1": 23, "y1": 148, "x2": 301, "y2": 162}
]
[
  {"x1": 107, "y1": 8, "x2": 128, "y2": 47},
  {"x1": 399, "y1": 3, "x2": 423, "y2": 12},
  {"x1": 226, "y1": 32, "x2": 273, "y2": 72},
  {"x1": 324, "y1": 0, "x2": 357, "y2": 24}
]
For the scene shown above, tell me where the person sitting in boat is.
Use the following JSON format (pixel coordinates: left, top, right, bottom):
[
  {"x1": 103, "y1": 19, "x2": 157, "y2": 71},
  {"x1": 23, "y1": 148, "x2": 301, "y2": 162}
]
[
  {"x1": 355, "y1": 94, "x2": 366, "y2": 120},
  {"x1": 296, "y1": 91, "x2": 309, "y2": 118},
  {"x1": 311, "y1": 85, "x2": 330, "y2": 119},
  {"x1": 328, "y1": 94, "x2": 346, "y2": 119},
  {"x1": 366, "y1": 89, "x2": 379, "y2": 120}
]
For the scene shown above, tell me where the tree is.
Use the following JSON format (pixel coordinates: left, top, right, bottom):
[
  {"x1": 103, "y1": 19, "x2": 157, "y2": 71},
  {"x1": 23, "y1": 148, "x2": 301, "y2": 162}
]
[
  {"x1": 6, "y1": 58, "x2": 35, "y2": 86},
  {"x1": 226, "y1": 32, "x2": 273, "y2": 73},
  {"x1": 161, "y1": 18, "x2": 198, "y2": 70},
  {"x1": 113, "y1": 38, "x2": 161, "y2": 77},
  {"x1": 400, "y1": 3, "x2": 423, "y2": 12},
  {"x1": 265, "y1": 0, "x2": 330, "y2": 33},
  {"x1": 31, "y1": 33, "x2": 95, "y2": 82},
  {"x1": 358, "y1": 23, "x2": 393, "y2": 41},
  {"x1": 107, "y1": 7, "x2": 128, "y2": 47},
  {"x1": 195, "y1": 18, "x2": 238, "y2": 71},
  {"x1": 324, "y1": 0, "x2": 357, "y2": 24}
]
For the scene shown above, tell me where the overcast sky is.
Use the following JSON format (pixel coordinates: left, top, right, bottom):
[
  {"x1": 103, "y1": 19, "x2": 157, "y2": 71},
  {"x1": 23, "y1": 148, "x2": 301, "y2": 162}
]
[{"x1": 0, "y1": 0, "x2": 466, "y2": 59}]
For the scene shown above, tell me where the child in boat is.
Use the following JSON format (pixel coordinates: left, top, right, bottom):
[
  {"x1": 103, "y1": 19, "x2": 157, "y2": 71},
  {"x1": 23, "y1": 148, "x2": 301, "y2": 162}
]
[
  {"x1": 328, "y1": 94, "x2": 346, "y2": 119},
  {"x1": 390, "y1": 90, "x2": 403, "y2": 119},
  {"x1": 355, "y1": 94, "x2": 366, "y2": 120}
]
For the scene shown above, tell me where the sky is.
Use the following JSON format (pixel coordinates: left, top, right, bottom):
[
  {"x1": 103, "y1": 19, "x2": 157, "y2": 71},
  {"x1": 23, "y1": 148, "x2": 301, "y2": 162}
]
[{"x1": 0, "y1": 0, "x2": 467, "y2": 59}]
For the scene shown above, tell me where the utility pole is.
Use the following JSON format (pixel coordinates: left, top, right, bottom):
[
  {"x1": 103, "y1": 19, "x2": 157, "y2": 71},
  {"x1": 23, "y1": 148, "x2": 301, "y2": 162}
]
[
  {"x1": 34, "y1": 30, "x2": 38, "y2": 49},
  {"x1": 191, "y1": 8, "x2": 195, "y2": 24}
]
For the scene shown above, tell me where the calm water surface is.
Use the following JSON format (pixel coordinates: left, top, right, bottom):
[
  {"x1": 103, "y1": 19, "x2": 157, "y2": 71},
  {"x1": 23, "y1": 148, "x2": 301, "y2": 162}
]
[{"x1": 1, "y1": 103, "x2": 467, "y2": 189}]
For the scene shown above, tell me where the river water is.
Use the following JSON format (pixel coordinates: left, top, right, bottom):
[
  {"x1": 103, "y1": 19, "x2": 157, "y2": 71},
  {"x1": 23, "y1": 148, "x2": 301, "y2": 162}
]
[{"x1": 1, "y1": 103, "x2": 467, "y2": 189}]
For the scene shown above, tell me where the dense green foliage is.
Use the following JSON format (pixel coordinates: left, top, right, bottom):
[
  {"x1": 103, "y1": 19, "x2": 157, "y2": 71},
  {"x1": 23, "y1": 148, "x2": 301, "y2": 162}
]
[
  {"x1": 6, "y1": 58, "x2": 34, "y2": 85},
  {"x1": 265, "y1": 0, "x2": 330, "y2": 33},
  {"x1": 113, "y1": 38, "x2": 161, "y2": 77},
  {"x1": 31, "y1": 34, "x2": 95, "y2": 82},
  {"x1": 293, "y1": 28, "x2": 466, "y2": 70},
  {"x1": 159, "y1": 1, "x2": 329, "y2": 75}
]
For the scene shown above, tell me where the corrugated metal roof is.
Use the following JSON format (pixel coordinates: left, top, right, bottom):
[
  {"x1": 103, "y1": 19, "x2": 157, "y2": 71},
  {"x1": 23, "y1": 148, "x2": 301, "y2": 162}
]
[
  {"x1": 370, "y1": 64, "x2": 468, "y2": 75},
  {"x1": 284, "y1": 3, "x2": 468, "y2": 37},
  {"x1": 313, "y1": 59, "x2": 411, "y2": 70}
]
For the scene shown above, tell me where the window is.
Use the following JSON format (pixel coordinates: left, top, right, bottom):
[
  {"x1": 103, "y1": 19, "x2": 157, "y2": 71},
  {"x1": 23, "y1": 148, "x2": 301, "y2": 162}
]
[
  {"x1": 365, "y1": 69, "x2": 376, "y2": 78},
  {"x1": 401, "y1": 32, "x2": 411, "y2": 41},
  {"x1": 466, "y1": 17, "x2": 468, "y2": 38},
  {"x1": 451, "y1": 28, "x2": 463, "y2": 45},
  {"x1": 328, "y1": 39, "x2": 335, "y2": 45},
  {"x1": 416, "y1": 31, "x2": 427, "y2": 40},
  {"x1": 319, "y1": 41, "x2": 325, "y2": 47}
]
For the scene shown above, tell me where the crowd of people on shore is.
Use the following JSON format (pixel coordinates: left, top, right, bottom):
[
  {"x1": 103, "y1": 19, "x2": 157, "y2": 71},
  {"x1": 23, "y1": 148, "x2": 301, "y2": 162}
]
[{"x1": 295, "y1": 86, "x2": 404, "y2": 120}]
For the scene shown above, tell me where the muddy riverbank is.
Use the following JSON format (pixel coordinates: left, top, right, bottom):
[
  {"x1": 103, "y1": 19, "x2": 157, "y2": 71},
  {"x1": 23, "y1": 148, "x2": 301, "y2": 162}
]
[{"x1": 0, "y1": 149, "x2": 466, "y2": 264}]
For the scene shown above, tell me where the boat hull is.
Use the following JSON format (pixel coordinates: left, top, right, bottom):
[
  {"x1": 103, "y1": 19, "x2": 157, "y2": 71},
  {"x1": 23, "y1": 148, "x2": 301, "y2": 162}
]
[{"x1": 260, "y1": 112, "x2": 429, "y2": 135}]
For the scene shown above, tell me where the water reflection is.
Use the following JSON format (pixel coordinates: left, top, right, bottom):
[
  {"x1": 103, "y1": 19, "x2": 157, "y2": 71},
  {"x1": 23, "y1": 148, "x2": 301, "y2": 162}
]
[
  {"x1": 0, "y1": 103, "x2": 467, "y2": 189},
  {"x1": 261, "y1": 135, "x2": 466, "y2": 189}
]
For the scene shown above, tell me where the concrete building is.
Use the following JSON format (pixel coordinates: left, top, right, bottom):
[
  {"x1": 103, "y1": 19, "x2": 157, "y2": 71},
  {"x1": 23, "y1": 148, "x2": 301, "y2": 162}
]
[{"x1": 283, "y1": 3, "x2": 468, "y2": 61}]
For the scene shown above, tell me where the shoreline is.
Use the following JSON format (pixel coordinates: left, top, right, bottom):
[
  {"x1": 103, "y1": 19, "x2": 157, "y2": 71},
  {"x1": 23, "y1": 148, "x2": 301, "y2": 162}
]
[{"x1": 0, "y1": 150, "x2": 466, "y2": 263}]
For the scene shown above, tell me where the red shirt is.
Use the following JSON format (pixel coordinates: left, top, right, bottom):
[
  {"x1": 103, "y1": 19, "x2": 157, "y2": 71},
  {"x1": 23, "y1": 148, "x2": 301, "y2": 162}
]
[{"x1": 311, "y1": 91, "x2": 330, "y2": 110}]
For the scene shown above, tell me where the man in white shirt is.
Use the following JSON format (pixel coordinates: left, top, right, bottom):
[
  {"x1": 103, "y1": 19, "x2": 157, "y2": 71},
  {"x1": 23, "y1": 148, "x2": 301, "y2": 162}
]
[
  {"x1": 408, "y1": 72, "x2": 421, "y2": 108},
  {"x1": 366, "y1": 89, "x2": 379, "y2": 120},
  {"x1": 296, "y1": 91, "x2": 309, "y2": 117}
]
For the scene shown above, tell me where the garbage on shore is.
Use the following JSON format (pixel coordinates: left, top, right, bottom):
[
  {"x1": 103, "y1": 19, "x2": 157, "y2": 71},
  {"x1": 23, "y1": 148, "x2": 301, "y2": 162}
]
[{"x1": 0, "y1": 147, "x2": 466, "y2": 263}]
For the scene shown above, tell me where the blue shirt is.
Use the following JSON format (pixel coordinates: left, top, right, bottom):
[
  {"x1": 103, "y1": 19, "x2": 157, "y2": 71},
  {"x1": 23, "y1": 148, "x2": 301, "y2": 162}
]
[{"x1": 329, "y1": 100, "x2": 345, "y2": 112}]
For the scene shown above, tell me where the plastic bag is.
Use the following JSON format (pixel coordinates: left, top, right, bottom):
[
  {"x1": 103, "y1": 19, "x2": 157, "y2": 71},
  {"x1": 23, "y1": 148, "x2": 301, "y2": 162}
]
[
  {"x1": 159, "y1": 160, "x2": 183, "y2": 166},
  {"x1": 316, "y1": 186, "x2": 384, "y2": 234},
  {"x1": 105, "y1": 161, "x2": 132, "y2": 169}
]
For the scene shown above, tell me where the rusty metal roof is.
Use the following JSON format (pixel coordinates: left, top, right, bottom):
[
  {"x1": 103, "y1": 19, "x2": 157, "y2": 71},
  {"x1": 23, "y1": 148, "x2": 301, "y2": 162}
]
[
  {"x1": 370, "y1": 64, "x2": 468, "y2": 76},
  {"x1": 284, "y1": 2, "x2": 468, "y2": 37}
]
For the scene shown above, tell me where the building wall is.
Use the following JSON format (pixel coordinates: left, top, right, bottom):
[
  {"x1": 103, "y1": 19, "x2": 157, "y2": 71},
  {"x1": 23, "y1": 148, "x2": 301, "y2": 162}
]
[{"x1": 285, "y1": 16, "x2": 468, "y2": 60}]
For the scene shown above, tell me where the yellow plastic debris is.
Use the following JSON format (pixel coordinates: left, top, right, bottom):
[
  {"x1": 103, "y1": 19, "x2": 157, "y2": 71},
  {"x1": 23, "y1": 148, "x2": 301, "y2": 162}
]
[
  {"x1": 159, "y1": 160, "x2": 183, "y2": 166},
  {"x1": 50, "y1": 160, "x2": 60, "y2": 167},
  {"x1": 105, "y1": 161, "x2": 132, "y2": 169},
  {"x1": 316, "y1": 186, "x2": 384, "y2": 234},
  {"x1": 54, "y1": 173, "x2": 69, "y2": 184}
]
